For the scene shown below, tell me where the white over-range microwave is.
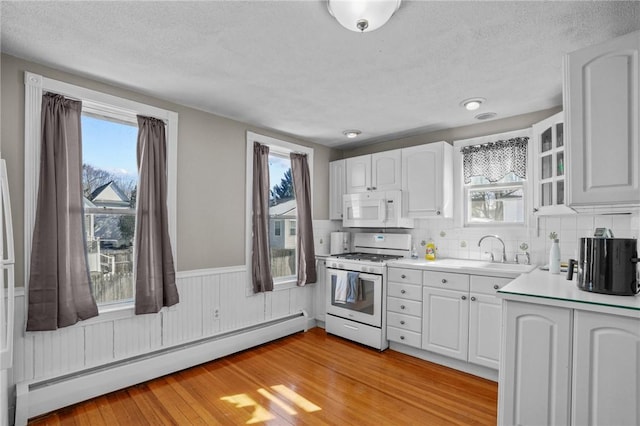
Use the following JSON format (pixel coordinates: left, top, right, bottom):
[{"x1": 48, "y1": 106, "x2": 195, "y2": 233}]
[{"x1": 342, "y1": 190, "x2": 414, "y2": 228}]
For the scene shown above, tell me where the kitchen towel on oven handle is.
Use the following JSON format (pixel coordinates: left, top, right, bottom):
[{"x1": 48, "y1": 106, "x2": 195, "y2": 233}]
[
  {"x1": 346, "y1": 271, "x2": 361, "y2": 303},
  {"x1": 332, "y1": 270, "x2": 348, "y2": 304}
]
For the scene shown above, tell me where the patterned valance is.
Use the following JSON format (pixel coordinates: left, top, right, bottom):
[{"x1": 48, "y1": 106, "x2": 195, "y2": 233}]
[{"x1": 461, "y1": 137, "x2": 528, "y2": 184}]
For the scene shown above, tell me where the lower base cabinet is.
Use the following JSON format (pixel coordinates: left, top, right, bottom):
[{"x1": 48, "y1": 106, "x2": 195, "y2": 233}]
[{"x1": 499, "y1": 301, "x2": 640, "y2": 426}]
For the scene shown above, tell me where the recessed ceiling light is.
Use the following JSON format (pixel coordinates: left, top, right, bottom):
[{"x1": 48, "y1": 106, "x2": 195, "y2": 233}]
[
  {"x1": 343, "y1": 130, "x2": 361, "y2": 138},
  {"x1": 460, "y1": 97, "x2": 486, "y2": 111},
  {"x1": 475, "y1": 112, "x2": 497, "y2": 120}
]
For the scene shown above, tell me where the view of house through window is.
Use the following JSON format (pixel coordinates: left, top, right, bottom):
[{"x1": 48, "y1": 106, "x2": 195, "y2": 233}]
[
  {"x1": 466, "y1": 173, "x2": 525, "y2": 224},
  {"x1": 82, "y1": 114, "x2": 138, "y2": 307},
  {"x1": 268, "y1": 153, "x2": 297, "y2": 280}
]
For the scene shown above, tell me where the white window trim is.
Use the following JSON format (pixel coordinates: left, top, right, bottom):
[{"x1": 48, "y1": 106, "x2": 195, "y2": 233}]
[
  {"x1": 245, "y1": 131, "x2": 313, "y2": 292},
  {"x1": 24, "y1": 72, "x2": 178, "y2": 319},
  {"x1": 452, "y1": 128, "x2": 533, "y2": 229}
]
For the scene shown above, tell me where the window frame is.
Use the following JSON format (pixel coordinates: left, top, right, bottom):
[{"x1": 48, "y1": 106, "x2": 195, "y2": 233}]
[
  {"x1": 24, "y1": 71, "x2": 178, "y2": 317},
  {"x1": 453, "y1": 128, "x2": 532, "y2": 229},
  {"x1": 245, "y1": 131, "x2": 313, "y2": 291}
]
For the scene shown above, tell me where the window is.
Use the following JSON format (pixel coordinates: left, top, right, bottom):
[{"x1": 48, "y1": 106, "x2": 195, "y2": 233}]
[
  {"x1": 454, "y1": 130, "x2": 531, "y2": 227},
  {"x1": 24, "y1": 72, "x2": 178, "y2": 314},
  {"x1": 245, "y1": 132, "x2": 313, "y2": 287},
  {"x1": 82, "y1": 113, "x2": 138, "y2": 307}
]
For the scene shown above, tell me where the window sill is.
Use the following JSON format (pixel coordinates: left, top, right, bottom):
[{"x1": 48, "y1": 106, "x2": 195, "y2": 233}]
[
  {"x1": 274, "y1": 280, "x2": 298, "y2": 291},
  {"x1": 84, "y1": 302, "x2": 136, "y2": 325}
]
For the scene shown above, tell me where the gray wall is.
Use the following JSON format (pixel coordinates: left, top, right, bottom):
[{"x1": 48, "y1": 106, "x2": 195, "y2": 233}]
[
  {"x1": 1, "y1": 54, "x2": 339, "y2": 286},
  {"x1": 341, "y1": 106, "x2": 562, "y2": 158}
]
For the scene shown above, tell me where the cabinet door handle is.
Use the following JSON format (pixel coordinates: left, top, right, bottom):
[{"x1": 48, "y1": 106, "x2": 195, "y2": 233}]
[
  {"x1": 493, "y1": 284, "x2": 499, "y2": 290},
  {"x1": 533, "y1": 207, "x2": 539, "y2": 213},
  {"x1": 441, "y1": 279, "x2": 447, "y2": 284},
  {"x1": 400, "y1": 320, "x2": 405, "y2": 325},
  {"x1": 400, "y1": 305, "x2": 406, "y2": 310},
  {"x1": 461, "y1": 295, "x2": 467, "y2": 300},
  {"x1": 400, "y1": 289, "x2": 406, "y2": 294},
  {"x1": 366, "y1": 187, "x2": 372, "y2": 191},
  {"x1": 470, "y1": 296, "x2": 476, "y2": 301},
  {"x1": 436, "y1": 210, "x2": 441, "y2": 215},
  {"x1": 401, "y1": 274, "x2": 406, "y2": 279},
  {"x1": 400, "y1": 335, "x2": 405, "y2": 340},
  {"x1": 372, "y1": 186, "x2": 377, "y2": 190}
]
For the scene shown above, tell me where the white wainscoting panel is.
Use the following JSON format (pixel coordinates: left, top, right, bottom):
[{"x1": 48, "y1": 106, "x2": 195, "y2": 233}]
[{"x1": 10, "y1": 265, "x2": 316, "y2": 422}]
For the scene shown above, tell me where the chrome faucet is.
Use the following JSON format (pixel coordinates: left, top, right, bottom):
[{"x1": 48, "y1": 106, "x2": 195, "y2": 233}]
[{"x1": 478, "y1": 235, "x2": 507, "y2": 263}]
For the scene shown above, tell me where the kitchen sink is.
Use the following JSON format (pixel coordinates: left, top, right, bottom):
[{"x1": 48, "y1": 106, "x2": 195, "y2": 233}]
[{"x1": 391, "y1": 258, "x2": 537, "y2": 278}]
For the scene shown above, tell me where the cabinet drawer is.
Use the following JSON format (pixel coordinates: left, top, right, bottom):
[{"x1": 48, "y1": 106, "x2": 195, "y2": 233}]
[
  {"x1": 423, "y1": 271, "x2": 470, "y2": 292},
  {"x1": 471, "y1": 275, "x2": 512, "y2": 295},
  {"x1": 387, "y1": 311, "x2": 421, "y2": 332},
  {"x1": 387, "y1": 297, "x2": 422, "y2": 317},
  {"x1": 387, "y1": 326, "x2": 422, "y2": 348},
  {"x1": 388, "y1": 268, "x2": 422, "y2": 284},
  {"x1": 388, "y1": 282, "x2": 422, "y2": 301}
]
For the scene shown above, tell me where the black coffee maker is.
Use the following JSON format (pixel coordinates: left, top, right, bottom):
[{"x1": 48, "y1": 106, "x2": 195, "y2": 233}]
[{"x1": 567, "y1": 229, "x2": 639, "y2": 296}]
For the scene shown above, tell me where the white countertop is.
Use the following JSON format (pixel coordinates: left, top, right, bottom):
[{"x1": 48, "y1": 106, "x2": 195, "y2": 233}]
[
  {"x1": 388, "y1": 258, "x2": 536, "y2": 279},
  {"x1": 498, "y1": 268, "x2": 640, "y2": 317}
]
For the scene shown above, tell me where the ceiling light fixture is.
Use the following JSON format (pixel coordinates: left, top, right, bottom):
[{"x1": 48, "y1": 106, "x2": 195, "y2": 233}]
[
  {"x1": 327, "y1": 0, "x2": 402, "y2": 33},
  {"x1": 343, "y1": 130, "x2": 361, "y2": 138},
  {"x1": 460, "y1": 97, "x2": 486, "y2": 111}
]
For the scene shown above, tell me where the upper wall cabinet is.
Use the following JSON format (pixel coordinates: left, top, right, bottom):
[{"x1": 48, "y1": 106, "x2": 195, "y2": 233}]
[
  {"x1": 401, "y1": 142, "x2": 453, "y2": 218},
  {"x1": 532, "y1": 111, "x2": 574, "y2": 215},
  {"x1": 346, "y1": 150, "x2": 401, "y2": 193},
  {"x1": 565, "y1": 30, "x2": 640, "y2": 210},
  {"x1": 329, "y1": 160, "x2": 346, "y2": 220}
]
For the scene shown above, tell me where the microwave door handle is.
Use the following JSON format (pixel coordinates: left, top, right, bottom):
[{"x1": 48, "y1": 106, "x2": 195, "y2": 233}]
[{"x1": 379, "y1": 198, "x2": 387, "y2": 223}]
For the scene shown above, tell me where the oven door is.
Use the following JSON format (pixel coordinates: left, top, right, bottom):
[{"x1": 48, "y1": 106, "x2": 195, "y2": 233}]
[{"x1": 326, "y1": 268, "x2": 382, "y2": 327}]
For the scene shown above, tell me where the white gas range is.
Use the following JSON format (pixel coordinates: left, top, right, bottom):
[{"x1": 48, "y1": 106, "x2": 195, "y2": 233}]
[{"x1": 325, "y1": 233, "x2": 412, "y2": 350}]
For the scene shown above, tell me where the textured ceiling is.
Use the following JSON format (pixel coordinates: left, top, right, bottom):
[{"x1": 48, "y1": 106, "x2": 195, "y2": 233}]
[{"x1": 2, "y1": 1, "x2": 639, "y2": 148}]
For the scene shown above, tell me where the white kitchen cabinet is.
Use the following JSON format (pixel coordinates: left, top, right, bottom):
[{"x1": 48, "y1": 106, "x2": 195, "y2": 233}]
[
  {"x1": 565, "y1": 30, "x2": 640, "y2": 209},
  {"x1": 498, "y1": 301, "x2": 573, "y2": 426},
  {"x1": 387, "y1": 267, "x2": 423, "y2": 349},
  {"x1": 572, "y1": 310, "x2": 640, "y2": 426},
  {"x1": 401, "y1": 142, "x2": 453, "y2": 218},
  {"x1": 346, "y1": 150, "x2": 401, "y2": 193},
  {"x1": 422, "y1": 272, "x2": 508, "y2": 367},
  {"x1": 422, "y1": 286, "x2": 469, "y2": 361},
  {"x1": 532, "y1": 111, "x2": 574, "y2": 215},
  {"x1": 468, "y1": 275, "x2": 511, "y2": 369},
  {"x1": 329, "y1": 160, "x2": 346, "y2": 220}
]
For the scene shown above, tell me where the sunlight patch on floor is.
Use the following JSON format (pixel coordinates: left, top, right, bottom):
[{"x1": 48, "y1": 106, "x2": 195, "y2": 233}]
[{"x1": 221, "y1": 384, "x2": 322, "y2": 424}]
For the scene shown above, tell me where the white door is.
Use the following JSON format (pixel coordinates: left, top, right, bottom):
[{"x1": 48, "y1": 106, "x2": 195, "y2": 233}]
[
  {"x1": 329, "y1": 160, "x2": 346, "y2": 220},
  {"x1": 566, "y1": 30, "x2": 640, "y2": 207},
  {"x1": 371, "y1": 150, "x2": 401, "y2": 191},
  {"x1": 572, "y1": 310, "x2": 640, "y2": 426},
  {"x1": 468, "y1": 293, "x2": 501, "y2": 369},
  {"x1": 422, "y1": 286, "x2": 468, "y2": 361},
  {"x1": 498, "y1": 301, "x2": 572, "y2": 426},
  {"x1": 346, "y1": 155, "x2": 371, "y2": 193}
]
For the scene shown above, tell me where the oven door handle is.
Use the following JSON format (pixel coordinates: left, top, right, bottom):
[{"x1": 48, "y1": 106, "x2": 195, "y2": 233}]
[{"x1": 356, "y1": 272, "x2": 382, "y2": 281}]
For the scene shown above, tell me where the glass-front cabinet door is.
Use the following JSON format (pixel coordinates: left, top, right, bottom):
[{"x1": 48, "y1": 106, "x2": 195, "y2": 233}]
[{"x1": 532, "y1": 111, "x2": 574, "y2": 215}]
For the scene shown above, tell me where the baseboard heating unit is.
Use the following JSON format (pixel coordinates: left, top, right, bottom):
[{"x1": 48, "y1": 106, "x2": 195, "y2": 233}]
[{"x1": 14, "y1": 311, "x2": 308, "y2": 425}]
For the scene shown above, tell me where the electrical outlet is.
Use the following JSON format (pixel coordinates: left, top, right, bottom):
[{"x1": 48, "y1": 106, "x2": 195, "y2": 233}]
[{"x1": 213, "y1": 307, "x2": 220, "y2": 319}]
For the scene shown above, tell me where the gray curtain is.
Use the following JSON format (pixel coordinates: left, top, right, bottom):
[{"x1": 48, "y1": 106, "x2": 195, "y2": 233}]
[
  {"x1": 26, "y1": 93, "x2": 98, "y2": 331},
  {"x1": 290, "y1": 153, "x2": 316, "y2": 285},
  {"x1": 252, "y1": 142, "x2": 273, "y2": 293},
  {"x1": 134, "y1": 115, "x2": 179, "y2": 314},
  {"x1": 461, "y1": 137, "x2": 528, "y2": 184}
]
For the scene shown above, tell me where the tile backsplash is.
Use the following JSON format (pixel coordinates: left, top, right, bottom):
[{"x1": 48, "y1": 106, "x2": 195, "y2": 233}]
[{"x1": 322, "y1": 213, "x2": 639, "y2": 266}]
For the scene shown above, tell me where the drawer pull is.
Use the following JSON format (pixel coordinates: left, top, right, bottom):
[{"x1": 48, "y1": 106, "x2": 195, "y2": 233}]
[
  {"x1": 493, "y1": 284, "x2": 499, "y2": 290},
  {"x1": 401, "y1": 274, "x2": 406, "y2": 279},
  {"x1": 400, "y1": 305, "x2": 406, "y2": 310},
  {"x1": 461, "y1": 295, "x2": 467, "y2": 300},
  {"x1": 400, "y1": 335, "x2": 405, "y2": 340},
  {"x1": 470, "y1": 296, "x2": 476, "y2": 301},
  {"x1": 441, "y1": 279, "x2": 447, "y2": 284},
  {"x1": 400, "y1": 289, "x2": 406, "y2": 294},
  {"x1": 400, "y1": 320, "x2": 405, "y2": 325}
]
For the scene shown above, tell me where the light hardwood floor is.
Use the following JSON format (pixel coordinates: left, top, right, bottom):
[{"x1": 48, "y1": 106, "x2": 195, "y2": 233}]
[{"x1": 29, "y1": 327, "x2": 498, "y2": 425}]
